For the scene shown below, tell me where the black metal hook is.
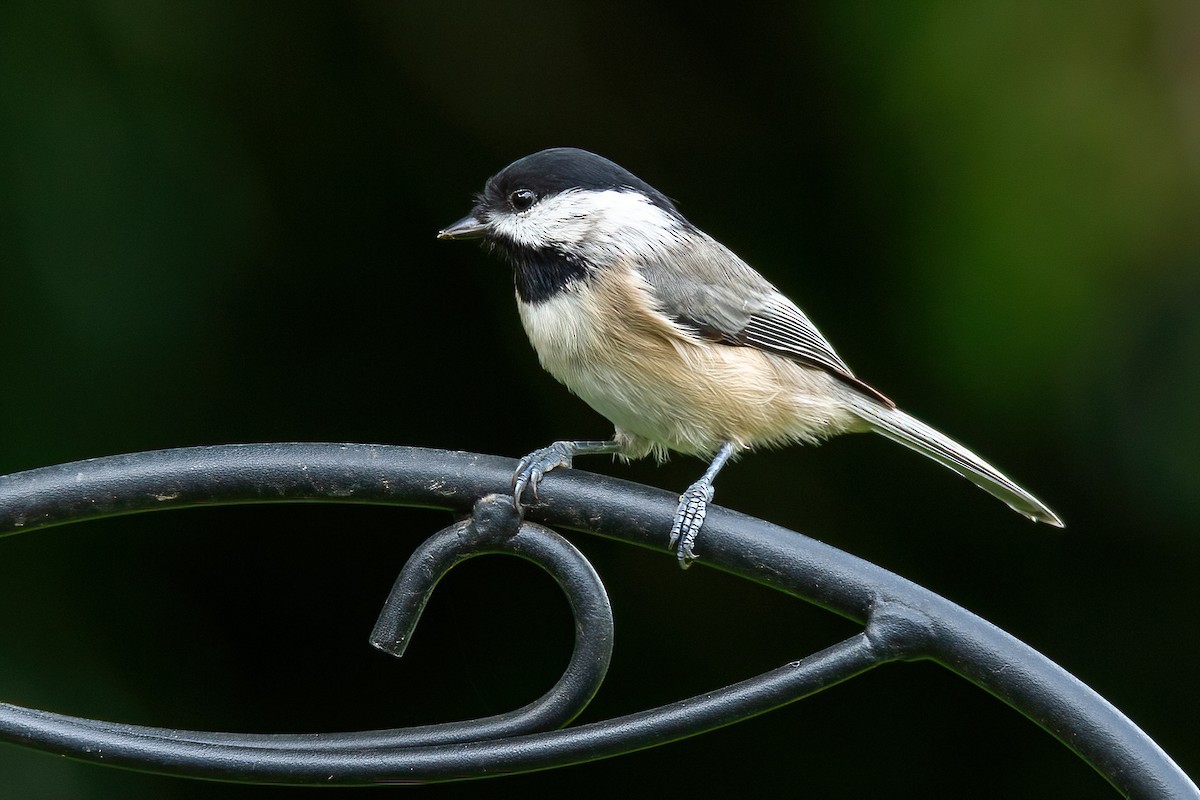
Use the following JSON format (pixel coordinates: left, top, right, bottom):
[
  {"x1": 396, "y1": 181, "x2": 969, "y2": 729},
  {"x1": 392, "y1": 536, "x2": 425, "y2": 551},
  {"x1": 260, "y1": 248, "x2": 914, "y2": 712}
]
[{"x1": 368, "y1": 492, "x2": 615, "y2": 740}]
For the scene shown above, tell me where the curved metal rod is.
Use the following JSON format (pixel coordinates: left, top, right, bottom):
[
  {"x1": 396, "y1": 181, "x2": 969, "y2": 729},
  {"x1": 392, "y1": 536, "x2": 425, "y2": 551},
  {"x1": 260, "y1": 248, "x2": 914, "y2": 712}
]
[
  {"x1": 29, "y1": 493, "x2": 614, "y2": 754},
  {"x1": 0, "y1": 627, "x2": 898, "y2": 784},
  {"x1": 364, "y1": 494, "x2": 617, "y2": 743},
  {"x1": 0, "y1": 444, "x2": 1195, "y2": 798}
]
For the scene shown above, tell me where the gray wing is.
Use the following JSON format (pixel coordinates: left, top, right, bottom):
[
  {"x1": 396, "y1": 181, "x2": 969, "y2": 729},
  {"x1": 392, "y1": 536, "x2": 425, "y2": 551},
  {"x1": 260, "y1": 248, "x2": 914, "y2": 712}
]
[{"x1": 638, "y1": 232, "x2": 894, "y2": 407}]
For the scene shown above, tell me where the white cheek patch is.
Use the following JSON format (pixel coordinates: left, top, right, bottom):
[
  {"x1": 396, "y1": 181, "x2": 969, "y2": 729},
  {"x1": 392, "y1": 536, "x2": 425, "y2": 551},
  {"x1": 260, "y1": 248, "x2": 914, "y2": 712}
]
[{"x1": 491, "y1": 190, "x2": 685, "y2": 258}]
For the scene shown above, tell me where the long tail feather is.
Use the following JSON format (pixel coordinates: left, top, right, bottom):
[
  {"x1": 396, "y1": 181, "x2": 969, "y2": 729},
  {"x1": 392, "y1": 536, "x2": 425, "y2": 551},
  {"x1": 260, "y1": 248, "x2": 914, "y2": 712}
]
[{"x1": 846, "y1": 397, "x2": 1063, "y2": 527}]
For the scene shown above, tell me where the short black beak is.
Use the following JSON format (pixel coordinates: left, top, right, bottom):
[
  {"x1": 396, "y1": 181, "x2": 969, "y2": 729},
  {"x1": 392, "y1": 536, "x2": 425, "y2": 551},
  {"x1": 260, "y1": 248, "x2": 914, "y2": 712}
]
[{"x1": 437, "y1": 212, "x2": 487, "y2": 240}]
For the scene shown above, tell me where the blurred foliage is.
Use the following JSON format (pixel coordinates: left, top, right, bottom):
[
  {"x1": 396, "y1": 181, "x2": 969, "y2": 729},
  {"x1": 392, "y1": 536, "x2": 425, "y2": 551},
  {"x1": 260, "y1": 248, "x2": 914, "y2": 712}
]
[{"x1": 0, "y1": 2, "x2": 1197, "y2": 798}]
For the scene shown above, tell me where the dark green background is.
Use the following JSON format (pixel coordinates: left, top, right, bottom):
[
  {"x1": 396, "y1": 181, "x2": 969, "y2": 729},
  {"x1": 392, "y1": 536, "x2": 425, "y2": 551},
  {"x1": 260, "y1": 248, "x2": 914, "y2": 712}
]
[{"x1": 1, "y1": 2, "x2": 1197, "y2": 798}]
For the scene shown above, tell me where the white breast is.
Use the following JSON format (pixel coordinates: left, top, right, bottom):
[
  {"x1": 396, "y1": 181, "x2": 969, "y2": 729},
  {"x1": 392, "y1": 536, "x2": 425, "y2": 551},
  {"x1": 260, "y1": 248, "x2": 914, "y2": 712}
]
[
  {"x1": 516, "y1": 281, "x2": 678, "y2": 458},
  {"x1": 517, "y1": 288, "x2": 609, "y2": 396}
]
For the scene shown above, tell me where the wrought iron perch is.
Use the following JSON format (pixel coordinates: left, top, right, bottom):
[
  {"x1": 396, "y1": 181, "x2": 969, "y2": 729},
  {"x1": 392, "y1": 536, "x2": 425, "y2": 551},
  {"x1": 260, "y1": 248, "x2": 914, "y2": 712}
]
[{"x1": 0, "y1": 444, "x2": 1194, "y2": 797}]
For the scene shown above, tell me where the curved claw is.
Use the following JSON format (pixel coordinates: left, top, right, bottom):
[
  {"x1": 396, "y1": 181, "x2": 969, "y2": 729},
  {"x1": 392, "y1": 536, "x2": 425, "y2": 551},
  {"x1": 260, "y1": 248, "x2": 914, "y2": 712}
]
[
  {"x1": 512, "y1": 442, "x2": 576, "y2": 514},
  {"x1": 669, "y1": 480, "x2": 715, "y2": 569}
]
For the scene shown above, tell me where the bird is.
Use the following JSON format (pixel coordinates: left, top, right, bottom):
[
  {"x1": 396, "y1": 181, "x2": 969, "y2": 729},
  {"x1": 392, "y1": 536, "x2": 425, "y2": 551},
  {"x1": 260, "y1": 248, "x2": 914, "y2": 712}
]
[{"x1": 438, "y1": 147, "x2": 1062, "y2": 567}]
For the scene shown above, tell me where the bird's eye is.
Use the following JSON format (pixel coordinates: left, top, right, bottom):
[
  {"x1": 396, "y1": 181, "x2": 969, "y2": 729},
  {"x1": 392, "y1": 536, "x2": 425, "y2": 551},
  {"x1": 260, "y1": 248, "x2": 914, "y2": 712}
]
[{"x1": 509, "y1": 189, "x2": 536, "y2": 212}]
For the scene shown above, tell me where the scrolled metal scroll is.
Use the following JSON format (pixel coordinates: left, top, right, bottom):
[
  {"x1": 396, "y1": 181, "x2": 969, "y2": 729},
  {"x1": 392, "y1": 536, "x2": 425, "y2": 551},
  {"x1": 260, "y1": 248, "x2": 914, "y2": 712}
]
[
  {"x1": 368, "y1": 493, "x2": 615, "y2": 740},
  {"x1": 0, "y1": 443, "x2": 1195, "y2": 798}
]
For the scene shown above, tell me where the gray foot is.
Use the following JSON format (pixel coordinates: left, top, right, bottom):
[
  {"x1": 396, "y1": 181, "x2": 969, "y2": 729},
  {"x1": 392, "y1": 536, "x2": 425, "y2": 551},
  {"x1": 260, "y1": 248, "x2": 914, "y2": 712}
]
[
  {"x1": 512, "y1": 442, "x2": 576, "y2": 514},
  {"x1": 669, "y1": 479, "x2": 715, "y2": 569}
]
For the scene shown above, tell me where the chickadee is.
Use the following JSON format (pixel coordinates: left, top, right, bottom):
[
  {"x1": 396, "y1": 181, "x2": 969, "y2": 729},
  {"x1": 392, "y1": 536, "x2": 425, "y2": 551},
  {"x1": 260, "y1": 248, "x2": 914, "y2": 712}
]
[{"x1": 439, "y1": 147, "x2": 1062, "y2": 566}]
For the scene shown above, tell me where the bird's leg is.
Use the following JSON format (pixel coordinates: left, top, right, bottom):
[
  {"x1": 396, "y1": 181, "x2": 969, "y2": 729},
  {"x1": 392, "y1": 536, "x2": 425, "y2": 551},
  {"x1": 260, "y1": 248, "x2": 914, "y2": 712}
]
[
  {"x1": 512, "y1": 439, "x2": 622, "y2": 515},
  {"x1": 670, "y1": 441, "x2": 737, "y2": 569}
]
